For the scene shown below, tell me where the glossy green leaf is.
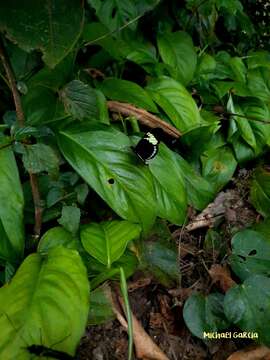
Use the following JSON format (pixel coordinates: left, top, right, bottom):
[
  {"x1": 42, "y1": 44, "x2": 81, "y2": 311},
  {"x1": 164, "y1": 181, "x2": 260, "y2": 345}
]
[
  {"x1": 176, "y1": 153, "x2": 215, "y2": 210},
  {"x1": 126, "y1": 43, "x2": 157, "y2": 68},
  {"x1": 157, "y1": 31, "x2": 197, "y2": 85},
  {"x1": 250, "y1": 167, "x2": 270, "y2": 218},
  {"x1": 229, "y1": 227, "x2": 270, "y2": 281},
  {"x1": 81, "y1": 220, "x2": 141, "y2": 268},
  {"x1": 89, "y1": 249, "x2": 138, "y2": 289},
  {"x1": 224, "y1": 275, "x2": 270, "y2": 345},
  {"x1": 38, "y1": 226, "x2": 79, "y2": 255},
  {"x1": 201, "y1": 146, "x2": 237, "y2": 192},
  {"x1": 99, "y1": 78, "x2": 158, "y2": 112},
  {"x1": 0, "y1": 247, "x2": 90, "y2": 359},
  {"x1": 22, "y1": 143, "x2": 59, "y2": 177},
  {"x1": 146, "y1": 76, "x2": 202, "y2": 132},
  {"x1": 228, "y1": 57, "x2": 246, "y2": 83},
  {"x1": 195, "y1": 53, "x2": 216, "y2": 80},
  {"x1": 0, "y1": 1, "x2": 84, "y2": 68},
  {"x1": 247, "y1": 51, "x2": 270, "y2": 70},
  {"x1": 60, "y1": 80, "x2": 99, "y2": 120},
  {"x1": 58, "y1": 206, "x2": 81, "y2": 236},
  {"x1": 58, "y1": 123, "x2": 156, "y2": 230},
  {"x1": 148, "y1": 143, "x2": 187, "y2": 225},
  {"x1": 227, "y1": 95, "x2": 256, "y2": 150},
  {"x1": 183, "y1": 293, "x2": 230, "y2": 339},
  {"x1": 247, "y1": 68, "x2": 270, "y2": 103},
  {"x1": 88, "y1": 285, "x2": 115, "y2": 325},
  {"x1": 228, "y1": 98, "x2": 270, "y2": 161},
  {"x1": 0, "y1": 137, "x2": 24, "y2": 262}
]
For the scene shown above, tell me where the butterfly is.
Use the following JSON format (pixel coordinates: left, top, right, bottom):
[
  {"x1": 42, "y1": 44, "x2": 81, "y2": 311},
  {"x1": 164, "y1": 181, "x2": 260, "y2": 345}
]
[{"x1": 132, "y1": 128, "x2": 164, "y2": 164}]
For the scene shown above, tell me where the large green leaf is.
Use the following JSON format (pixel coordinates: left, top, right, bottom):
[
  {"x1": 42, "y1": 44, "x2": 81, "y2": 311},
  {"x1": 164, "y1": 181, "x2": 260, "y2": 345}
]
[
  {"x1": 224, "y1": 275, "x2": 270, "y2": 345},
  {"x1": 87, "y1": 0, "x2": 159, "y2": 33},
  {"x1": 0, "y1": 1, "x2": 84, "y2": 68},
  {"x1": 99, "y1": 78, "x2": 158, "y2": 112},
  {"x1": 176, "y1": 154, "x2": 215, "y2": 210},
  {"x1": 81, "y1": 220, "x2": 141, "y2": 268},
  {"x1": 148, "y1": 143, "x2": 187, "y2": 225},
  {"x1": 0, "y1": 137, "x2": 24, "y2": 262},
  {"x1": 229, "y1": 227, "x2": 270, "y2": 281},
  {"x1": 247, "y1": 68, "x2": 270, "y2": 103},
  {"x1": 228, "y1": 97, "x2": 270, "y2": 161},
  {"x1": 58, "y1": 123, "x2": 156, "y2": 230},
  {"x1": 87, "y1": 0, "x2": 138, "y2": 32},
  {"x1": 157, "y1": 31, "x2": 197, "y2": 85},
  {"x1": 183, "y1": 293, "x2": 230, "y2": 339},
  {"x1": 201, "y1": 146, "x2": 237, "y2": 192},
  {"x1": 247, "y1": 51, "x2": 270, "y2": 70},
  {"x1": 0, "y1": 247, "x2": 89, "y2": 359},
  {"x1": 227, "y1": 95, "x2": 256, "y2": 150},
  {"x1": 250, "y1": 167, "x2": 270, "y2": 218},
  {"x1": 146, "y1": 76, "x2": 202, "y2": 132}
]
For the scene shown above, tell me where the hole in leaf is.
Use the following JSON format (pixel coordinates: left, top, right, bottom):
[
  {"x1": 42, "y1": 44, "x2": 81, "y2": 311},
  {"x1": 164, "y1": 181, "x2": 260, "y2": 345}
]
[
  {"x1": 111, "y1": 7, "x2": 117, "y2": 18},
  {"x1": 237, "y1": 255, "x2": 246, "y2": 261},
  {"x1": 259, "y1": 307, "x2": 264, "y2": 312},
  {"x1": 108, "y1": 178, "x2": 115, "y2": 184},
  {"x1": 248, "y1": 249, "x2": 257, "y2": 256}
]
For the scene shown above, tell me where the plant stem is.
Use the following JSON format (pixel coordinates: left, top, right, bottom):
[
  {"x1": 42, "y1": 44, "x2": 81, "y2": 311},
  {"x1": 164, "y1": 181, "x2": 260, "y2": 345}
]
[
  {"x1": 0, "y1": 39, "x2": 24, "y2": 127},
  {"x1": 0, "y1": 37, "x2": 43, "y2": 238}
]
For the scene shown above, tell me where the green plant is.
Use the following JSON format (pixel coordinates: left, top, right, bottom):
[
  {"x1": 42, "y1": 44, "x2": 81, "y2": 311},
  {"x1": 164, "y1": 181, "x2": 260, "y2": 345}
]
[{"x1": 0, "y1": 1, "x2": 270, "y2": 358}]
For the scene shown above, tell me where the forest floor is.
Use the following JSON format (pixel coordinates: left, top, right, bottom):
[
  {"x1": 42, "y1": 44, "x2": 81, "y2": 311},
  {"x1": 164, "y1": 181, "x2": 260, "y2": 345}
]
[{"x1": 78, "y1": 168, "x2": 259, "y2": 360}]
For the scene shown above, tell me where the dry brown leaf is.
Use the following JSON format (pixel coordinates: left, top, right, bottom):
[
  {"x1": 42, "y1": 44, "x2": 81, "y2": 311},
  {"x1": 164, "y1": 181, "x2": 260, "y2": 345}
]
[
  {"x1": 111, "y1": 294, "x2": 169, "y2": 360},
  {"x1": 209, "y1": 264, "x2": 236, "y2": 292},
  {"x1": 227, "y1": 345, "x2": 270, "y2": 360}
]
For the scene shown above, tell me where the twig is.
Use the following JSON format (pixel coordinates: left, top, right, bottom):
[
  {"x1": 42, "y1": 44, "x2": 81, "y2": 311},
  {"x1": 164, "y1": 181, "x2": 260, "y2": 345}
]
[
  {"x1": 0, "y1": 37, "x2": 43, "y2": 238},
  {"x1": 107, "y1": 101, "x2": 181, "y2": 138}
]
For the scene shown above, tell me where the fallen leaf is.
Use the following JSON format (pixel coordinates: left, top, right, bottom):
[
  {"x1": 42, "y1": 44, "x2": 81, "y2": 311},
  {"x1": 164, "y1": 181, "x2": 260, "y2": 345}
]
[
  {"x1": 227, "y1": 345, "x2": 270, "y2": 360},
  {"x1": 209, "y1": 264, "x2": 236, "y2": 292},
  {"x1": 111, "y1": 292, "x2": 170, "y2": 360}
]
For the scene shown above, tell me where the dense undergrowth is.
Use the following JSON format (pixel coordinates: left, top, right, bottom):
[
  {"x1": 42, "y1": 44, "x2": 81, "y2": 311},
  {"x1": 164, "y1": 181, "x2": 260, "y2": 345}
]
[{"x1": 0, "y1": 0, "x2": 270, "y2": 359}]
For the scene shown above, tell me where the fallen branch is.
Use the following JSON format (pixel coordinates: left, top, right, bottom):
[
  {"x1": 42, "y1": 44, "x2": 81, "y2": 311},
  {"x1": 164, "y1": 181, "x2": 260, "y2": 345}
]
[
  {"x1": 107, "y1": 101, "x2": 181, "y2": 138},
  {"x1": 173, "y1": 191, "x2": 240, "y2": 234},
  {"x1": 0, "y1": 38, "x2": 43, "y2": 238},
  {"x1": 227, "y1": 345, "x2": 270, "y2": 360}
]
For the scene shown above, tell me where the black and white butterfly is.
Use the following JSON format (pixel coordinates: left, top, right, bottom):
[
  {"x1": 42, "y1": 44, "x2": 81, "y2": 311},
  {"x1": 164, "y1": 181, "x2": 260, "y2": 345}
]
[{"x1": 132, "y1": 128, "x2": 163, "y2": 164}]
